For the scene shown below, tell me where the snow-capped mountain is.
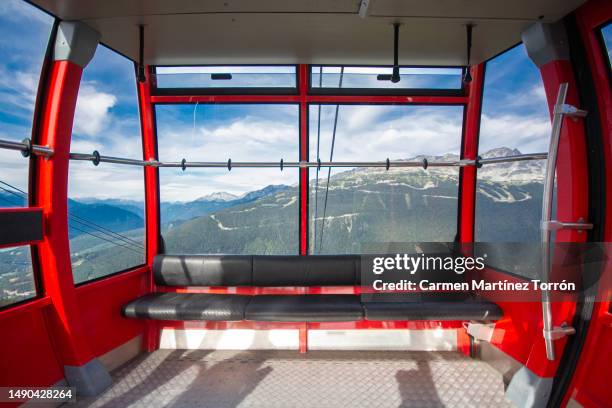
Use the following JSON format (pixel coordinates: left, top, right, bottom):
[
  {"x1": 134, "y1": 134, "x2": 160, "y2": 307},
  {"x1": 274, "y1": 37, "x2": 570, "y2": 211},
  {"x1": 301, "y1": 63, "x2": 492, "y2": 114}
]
[
  {"x1": 477, "y1": 147, "x2": 545, "y2": 183},
  {"x1": 196, "y1": 192, "x2": 239, "y2": 202}
]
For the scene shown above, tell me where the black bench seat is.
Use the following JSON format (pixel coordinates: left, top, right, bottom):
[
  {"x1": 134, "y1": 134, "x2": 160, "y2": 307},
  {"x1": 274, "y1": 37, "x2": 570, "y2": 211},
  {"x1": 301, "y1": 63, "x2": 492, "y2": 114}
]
[
  {"x1": 122, "y1": 255, "x2": 503, "y2": 323},
  {"x1": 245, "y1": 295, "x2": 363, "y2": 322},
  {"x1": 364, "y1": 300, "x2": 503, "y2": 321},
  {"x1": 123, "y1": 292, "x2": 250, "y2": 321}
]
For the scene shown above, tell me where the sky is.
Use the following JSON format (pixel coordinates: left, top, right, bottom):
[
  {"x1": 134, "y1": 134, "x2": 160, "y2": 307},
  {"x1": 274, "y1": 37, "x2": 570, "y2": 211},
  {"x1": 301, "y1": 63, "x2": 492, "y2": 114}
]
[{"x1": 0, "y1": 0, "x2": 610, "y2": 203}]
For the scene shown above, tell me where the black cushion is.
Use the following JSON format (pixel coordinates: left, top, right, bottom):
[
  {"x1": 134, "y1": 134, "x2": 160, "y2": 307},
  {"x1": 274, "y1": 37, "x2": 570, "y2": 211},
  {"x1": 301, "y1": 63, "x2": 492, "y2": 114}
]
[
  {"x1": 363, "y1": 298, "x2": 503, "y2": 321},
  {"x1": 122, "y1": 293, "x2": 251, "y2": 321},
  {"x1": 153, "y1": 255, "x2": 252, "y2": 286},
  {"x1": 252, "y1": 255, "x2": 359, "y2": 286},
  {"x1": 245, "y1": 295, "x2": 363, "y2": 322}
]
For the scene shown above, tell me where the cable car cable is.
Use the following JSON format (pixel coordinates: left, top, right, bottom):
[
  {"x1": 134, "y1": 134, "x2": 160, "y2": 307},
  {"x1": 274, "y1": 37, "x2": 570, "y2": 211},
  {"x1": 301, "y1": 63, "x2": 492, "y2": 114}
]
[
  {"x1": 319, "y1": 67, "x2": 344, "y2": 251},
  {"x1": 0, "y1": 189, "x2": 141, "y2": 255},
  {"x1": 313, "y1": 66, "x2": 323, "y2": 253},
  {"x1": 0, "y1": 180, "x2": 144, "y2": 249},
  {"x1": 0, "y1": 179, "x2": 144, "y2": 250},
  {"x1": 68, "y1": 224, "x2": 143, "y2": 255}
]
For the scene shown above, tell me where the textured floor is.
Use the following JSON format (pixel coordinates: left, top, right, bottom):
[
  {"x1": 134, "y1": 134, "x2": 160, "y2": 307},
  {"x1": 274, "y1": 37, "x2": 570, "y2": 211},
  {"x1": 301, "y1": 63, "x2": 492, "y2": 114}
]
[{"x1": 74, "y1": 350, "x2": 513, "y2": 408}]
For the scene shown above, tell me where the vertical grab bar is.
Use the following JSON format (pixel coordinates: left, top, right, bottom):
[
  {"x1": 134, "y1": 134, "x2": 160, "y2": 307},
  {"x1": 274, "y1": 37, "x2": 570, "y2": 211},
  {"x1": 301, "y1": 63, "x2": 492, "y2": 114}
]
[
  {"x1": 541, "y1": 83, "x2": 589, "y2": 361},
  {"x1": 540, "y1": 83, "x2": 567, "y2": 361}
]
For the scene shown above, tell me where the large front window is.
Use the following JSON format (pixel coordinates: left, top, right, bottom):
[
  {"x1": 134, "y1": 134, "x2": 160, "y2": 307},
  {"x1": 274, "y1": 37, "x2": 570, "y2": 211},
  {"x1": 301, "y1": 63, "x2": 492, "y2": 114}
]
[
  {"x1": 308, "y1": 104, "x2": 464, "y2": 254},
  {"x1": 156, "y1": 104, "x2": 300, "y2": 255}
]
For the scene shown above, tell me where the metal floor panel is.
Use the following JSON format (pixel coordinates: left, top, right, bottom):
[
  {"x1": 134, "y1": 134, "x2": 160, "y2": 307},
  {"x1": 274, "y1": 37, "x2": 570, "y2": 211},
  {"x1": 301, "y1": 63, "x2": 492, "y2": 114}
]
[{"x1": 73, "y1": 350, "x2": 513, "y2": 408}]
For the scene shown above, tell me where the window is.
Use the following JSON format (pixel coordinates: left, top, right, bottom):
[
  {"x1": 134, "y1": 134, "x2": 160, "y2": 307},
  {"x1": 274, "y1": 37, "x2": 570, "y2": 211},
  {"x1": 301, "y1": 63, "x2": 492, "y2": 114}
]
[
  {"x1": 310, "y1": 66, "x2": 463, "y2": 92},
  {"x1": 156, "y1": 104, "x2": 299, "y2": 255},
  {"x1": 309, "y1": 104, "x2": 464, "y2": 254},
  {"x1": 68, "y1": 45, "x2": 145, "y2": 284},
  {"x1": 0, "y1": 0, "x2": 54, "y2": 307},
  {"x1": 475, "y1": 44, "x2": 552, "y2": 278},
  {"x1": 0, "y1": 0, "x2": 54, "y2": 207},
  {"x1": 601, "y1": 23, "x2": 612, "y2": 70},
  {"x1": 155, "y1": 66, "x2": 297, "y2": 90}
]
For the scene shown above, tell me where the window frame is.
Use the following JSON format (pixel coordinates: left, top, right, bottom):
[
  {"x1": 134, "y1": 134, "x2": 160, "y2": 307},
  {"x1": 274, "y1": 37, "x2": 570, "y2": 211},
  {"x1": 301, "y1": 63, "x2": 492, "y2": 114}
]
[
  {"x1": 151, "y1": 71, "x2": 469, "y2": 254},
  {"x1": 67, "y1": 44, "x2": 148, "y2": 285},
  {"x1": 308, "y1": 64, "x2": 467, "y2": 97},
  {"x1": 473, "y1": 41, "x2": 553, "y2": 281},
  {"x1": 306, "y1": 101, "x2": 466, "y2": 254},
  {"x1": 154, "y1": 100, "x2": 302, "y2": 255},
  {"x1": 152, "y1": 64, "x2": 300, "y2": 96}
]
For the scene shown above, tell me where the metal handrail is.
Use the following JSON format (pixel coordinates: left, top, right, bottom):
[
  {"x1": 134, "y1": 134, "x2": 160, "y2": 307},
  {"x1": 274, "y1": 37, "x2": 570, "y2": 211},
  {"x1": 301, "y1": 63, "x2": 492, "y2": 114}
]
[
  {"x1": 65, "y1": 153, "x2": 549, "y2": 170},
  {"x1": 0, "y1": 138, "x2": 551, "y2": 170},
  {"x1": 0, "y1": 138, "x2": 53, "y2": 158},
  {"x1": 540, "y1": 82, "x2": 589, "y2": 361},
  {"x1": 477, "y1": 153, "x2": 548, "y2": 165},
  {"x1": 69, "y1": 152, "x2": 152, "y2": 167}
]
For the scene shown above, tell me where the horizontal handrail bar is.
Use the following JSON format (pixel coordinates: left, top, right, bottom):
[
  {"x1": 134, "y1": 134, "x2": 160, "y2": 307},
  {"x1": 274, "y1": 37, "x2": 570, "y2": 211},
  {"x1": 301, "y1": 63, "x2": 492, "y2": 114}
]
[
  {"x1": 155, "y1": 159, "x2": 474, "y2": 169},
  {"x1": 0, "y1": 138, "x2": 53, "y2": 158},
  {"x1": 69, "y1": 152, "x2": 150, "y2": 166},
  {"x1": 66, "y1": 151, "x2": 550, "y2": 170},
  {"x1": 477, "y1": 153, "x2": 548, "y2": 165},
  {"x1": 0, "y1": 137, "x2": 548, "y2": 170}
]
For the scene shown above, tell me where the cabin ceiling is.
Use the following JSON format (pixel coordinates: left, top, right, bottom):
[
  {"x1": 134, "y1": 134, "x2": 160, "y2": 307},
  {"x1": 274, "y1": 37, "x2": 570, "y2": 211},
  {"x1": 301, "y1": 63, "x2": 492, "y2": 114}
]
[{"x1": 30, "y1": 0, "x2": 586, "y2": 66}]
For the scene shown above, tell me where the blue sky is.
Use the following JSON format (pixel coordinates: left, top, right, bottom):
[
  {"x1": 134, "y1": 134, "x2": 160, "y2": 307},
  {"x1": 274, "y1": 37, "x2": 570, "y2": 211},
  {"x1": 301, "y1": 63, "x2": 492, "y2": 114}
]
[{"x1": 1, "y1": 0, "x2": 609, "y2": 203}]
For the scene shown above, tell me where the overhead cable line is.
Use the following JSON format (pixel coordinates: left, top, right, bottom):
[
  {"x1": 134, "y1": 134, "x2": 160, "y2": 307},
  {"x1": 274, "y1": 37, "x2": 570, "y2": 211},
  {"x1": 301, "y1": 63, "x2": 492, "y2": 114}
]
[{"x1": 318, "y1": 67, "x2": 344, "y2": 251}]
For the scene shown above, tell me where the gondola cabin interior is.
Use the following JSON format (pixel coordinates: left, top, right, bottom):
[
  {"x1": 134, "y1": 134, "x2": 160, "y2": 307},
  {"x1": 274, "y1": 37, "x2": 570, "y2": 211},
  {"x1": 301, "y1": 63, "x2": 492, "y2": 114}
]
[{"x1": 0, "y1": 0, "x2": 611, "y2": 407}]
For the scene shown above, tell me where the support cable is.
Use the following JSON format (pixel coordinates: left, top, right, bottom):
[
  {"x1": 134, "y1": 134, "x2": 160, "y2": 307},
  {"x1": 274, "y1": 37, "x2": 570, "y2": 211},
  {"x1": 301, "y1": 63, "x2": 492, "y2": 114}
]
[
  {"x1": 318, "y1": 67, "x2": 344, "y2": 251},
  {"x1": 0, "y1": 180, "x2": 144, "y2": 251},
  {"x1": 313, "y1": 66, "x2": 323, "y2": 253}
]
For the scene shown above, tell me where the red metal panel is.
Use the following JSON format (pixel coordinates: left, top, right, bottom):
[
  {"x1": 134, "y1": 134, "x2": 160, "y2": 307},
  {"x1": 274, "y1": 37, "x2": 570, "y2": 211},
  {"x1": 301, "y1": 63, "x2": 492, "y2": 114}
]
[
  {"x1": 459, "y1": 64, "x2": 484, "y2": 243},
  {"x1": 33, "y1": 60, "x2": 96, "y2": 367},
  {"x1": 299, "y1": 323, "x2": 308, "y2": 353},
  {"x1": 137, "y1": 66, "x2": 161, "y2": 351},
  {"x1": 560, "y1": 1, "x2": 612, "y2": 406},
  {"x1": 0, "y1": 305, "x2": 64, "y2": 391},
  {"x1": 75, "y1": 266, "x2": 149, "y2": 358},
  {"x1": 0, "y1": 296, "x2": 52, "y2": 320},
  {"x1": 456, "y1": 326, "x2": 471, "y2": 356},
  {"x1": 139, "y1": 67, "x2": 160, "y2": 267},
  {"x1": 299, "y1": 64, "x2": 309, "y2": 255},
  {"x1": 539, "y1": 60, "x2": 590, "y2": 245},
  {"x1": 477, "y1": 268, "x2": 576, "y2": 378}
]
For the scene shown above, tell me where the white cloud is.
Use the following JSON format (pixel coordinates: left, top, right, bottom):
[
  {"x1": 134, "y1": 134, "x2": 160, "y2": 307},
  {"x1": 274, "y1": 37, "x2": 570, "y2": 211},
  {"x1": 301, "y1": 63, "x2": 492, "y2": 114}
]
[
  {"x1": 0, "y1": 0, "x2": 51, "y2": 24},
  {"x1": 479, "y1": 113, "x2": 551, "y2": 153},
  {"x1": 0, "y1": 69, "x2": 40, "y2": 117},
  {"x1": 158, "y1": 118, "x2": 298, "y2": 162},
  {"x1": 73, "y1": 84, "x2": 117, "y2": 137},
  {"x1": 68, "y1": 161, "x2": 144, "y2": 201},
  {"x1": 313, "y1": 105, "x2": 463, "y2": 162}
]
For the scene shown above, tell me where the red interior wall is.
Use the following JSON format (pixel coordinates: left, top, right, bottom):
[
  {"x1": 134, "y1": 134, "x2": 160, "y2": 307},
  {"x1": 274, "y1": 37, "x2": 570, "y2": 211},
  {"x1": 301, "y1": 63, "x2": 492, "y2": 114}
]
[
  {"x1": 0, "y1": 300, "x2": 63, "y2": 389},
  {"x1": 478, "y1": 268, "x2": 577, "y2": 377},
  {"x1": 562, "y1": 0, "x2": 612, "y2": 406},
  {"x1": 74, "y1": 268, "x2": 149, "y2": 357}
]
